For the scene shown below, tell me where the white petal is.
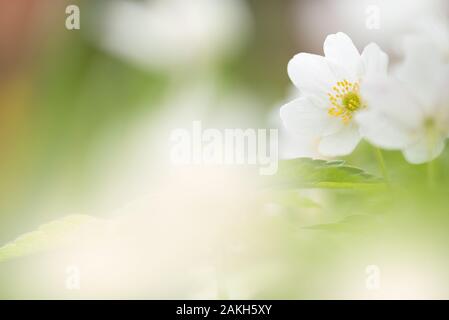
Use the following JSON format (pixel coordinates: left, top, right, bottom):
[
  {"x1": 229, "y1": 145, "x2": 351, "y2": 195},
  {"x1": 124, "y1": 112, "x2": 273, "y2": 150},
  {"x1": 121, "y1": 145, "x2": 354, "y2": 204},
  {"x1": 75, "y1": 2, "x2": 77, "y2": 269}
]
[
  {"x1": 400, "y1": 35, "x2": 442, "y2": 63},
  {"x1": 287, "y1": 53, "x2": 337, "y2": 99},
  {"x1": 414, "y1": 18, "x2": 449, "y2": 60},
  {"x1": 395, "y1": 35, "x2": 443, "y2": 109},
  {"x1": 361, "y1": 43, "x2": 388, "y2": 77},
  {"x1": 280, "y1": 97, "x2": 328, "y2": 137},
  {"x1": 321, "y1": 116, "x2": 345, "y2": 136},
  {"x1": 323, "y1": 32, "x2": 361, "y2": 78},
  {"x1": 361, "y1": 75, "x2": 424, "y2": 129},
  {"x1": 432, "y1": 66, "x2": 449, "y2": 122},
  {"x1": 318, "y1": 123, "x2": 361, "y2": 156},
  {"x1": 279, "y1": 130, "x2": 322, "y2": 159},
  {"x1": 356, "y1": 110, "x2": 414, "y2": 149},
  {"x1": 402, "y1": 136, "x2": 445, "y2": 164}
]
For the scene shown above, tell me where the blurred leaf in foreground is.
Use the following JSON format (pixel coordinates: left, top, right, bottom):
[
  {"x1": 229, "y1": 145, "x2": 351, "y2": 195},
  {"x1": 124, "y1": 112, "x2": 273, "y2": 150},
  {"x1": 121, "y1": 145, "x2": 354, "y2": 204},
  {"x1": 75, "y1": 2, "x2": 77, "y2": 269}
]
[
  {"x1": 0, "y1": 215, "x2": 107, "y2": 263},
  {"x1": 266, "y1": 158, "x2": 384, "y2": 190},
  {"x1": 304, "y1": 214, "x2": 384, "y2": 234}
]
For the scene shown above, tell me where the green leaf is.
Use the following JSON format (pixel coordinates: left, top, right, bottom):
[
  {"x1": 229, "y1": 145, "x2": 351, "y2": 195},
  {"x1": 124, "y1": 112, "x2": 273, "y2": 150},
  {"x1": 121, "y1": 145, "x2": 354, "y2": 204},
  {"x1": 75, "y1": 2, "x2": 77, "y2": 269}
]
[
  {"x1": 0, "y1": 215, "x2": 105, "y2": 263},
  {"x1": 304, "y1": 214, "x2": 383, "y2": 234},
  {"x1": 268, "y1": 190, "x2": 321, "y2": 209},
  {"x1": 266, "y1": 158, "x2": 384, "y2": 190}
]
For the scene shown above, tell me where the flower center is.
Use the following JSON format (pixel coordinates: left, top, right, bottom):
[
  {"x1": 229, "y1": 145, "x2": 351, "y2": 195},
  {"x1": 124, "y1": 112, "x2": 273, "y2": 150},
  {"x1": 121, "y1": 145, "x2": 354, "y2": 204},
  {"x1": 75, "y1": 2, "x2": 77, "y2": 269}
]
[{"x1": 327, "y1": 79, "x2": 364, "y2": 123}]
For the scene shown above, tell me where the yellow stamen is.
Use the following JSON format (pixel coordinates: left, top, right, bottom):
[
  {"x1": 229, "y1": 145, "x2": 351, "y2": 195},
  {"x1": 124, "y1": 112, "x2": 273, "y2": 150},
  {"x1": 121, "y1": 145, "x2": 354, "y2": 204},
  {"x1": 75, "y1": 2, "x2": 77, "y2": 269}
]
[{"x1": 327, "y1": 79, "x2": 364, "y2": 124}]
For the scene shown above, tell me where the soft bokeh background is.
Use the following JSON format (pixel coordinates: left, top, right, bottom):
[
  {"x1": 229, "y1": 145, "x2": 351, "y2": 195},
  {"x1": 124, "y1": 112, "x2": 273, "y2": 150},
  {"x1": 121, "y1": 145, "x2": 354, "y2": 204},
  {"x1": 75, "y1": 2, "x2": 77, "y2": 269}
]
[{"x1": 1, "y1": 0, "x2": 449, "y2": 299}]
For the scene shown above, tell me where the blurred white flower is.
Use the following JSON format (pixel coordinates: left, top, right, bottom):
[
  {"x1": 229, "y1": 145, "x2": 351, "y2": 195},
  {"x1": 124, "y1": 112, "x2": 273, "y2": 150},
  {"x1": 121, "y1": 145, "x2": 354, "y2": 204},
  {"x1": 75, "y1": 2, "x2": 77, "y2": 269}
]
[
  {"x1": 357, "y1": 62, "x2": 449, "y2": 164},
  {"x1": 400, "y1": 17, "x2": 449, "y2": 64},
  {"x1": 292, "y1": 0, "x2": 448, "y2": 57},
  {"x1": 99, "y1": 0, "x2": 251, "y2": 70},
  {"x1": 280, "y1": 32, "x2": 388, "y2": 157}
]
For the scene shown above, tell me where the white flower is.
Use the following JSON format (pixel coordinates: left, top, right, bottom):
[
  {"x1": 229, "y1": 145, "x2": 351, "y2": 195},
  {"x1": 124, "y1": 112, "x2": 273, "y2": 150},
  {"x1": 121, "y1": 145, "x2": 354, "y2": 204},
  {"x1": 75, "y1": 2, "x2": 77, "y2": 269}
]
[
  {"x1": 98, "y1": 0, "x2": 250, "y2": 70},
  {"x1": 400, "y1": 17, "x2": 449, "y2": 64},
  {"x1": 271, "y1": 87, "x2": 324, "y2": 159},
  {"x1": 357, "y1": 60, "x2": 449, "y2": 164},
  {"x1": 280, "y1": 32, "x2": 388, "y2": 156}
]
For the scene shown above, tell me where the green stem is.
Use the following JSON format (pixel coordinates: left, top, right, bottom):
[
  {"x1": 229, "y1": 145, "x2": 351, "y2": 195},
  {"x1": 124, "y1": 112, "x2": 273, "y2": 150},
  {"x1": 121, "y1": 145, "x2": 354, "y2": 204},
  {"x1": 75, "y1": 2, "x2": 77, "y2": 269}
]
[
  {"x1": 425, "y1": 124, "x2": 438, "y2": 188},
  {"x1": 427, "y1": 159, "x2": 436, "y2": 188},
  {"x1": 373, "y1": 147, "x2": 389, "y2": 183}
]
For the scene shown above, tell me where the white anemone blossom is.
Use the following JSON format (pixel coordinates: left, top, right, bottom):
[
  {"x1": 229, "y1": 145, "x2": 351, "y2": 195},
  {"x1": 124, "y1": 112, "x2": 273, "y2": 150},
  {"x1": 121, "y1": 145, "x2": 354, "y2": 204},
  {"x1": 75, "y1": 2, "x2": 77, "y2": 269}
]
[
  {"x1": 280, "y1": 32, "x2": 388, "y2": 156},
  {"x1": 99, "y1": 0, "x2": 250, "y2": 70},
  {"x1": 357, "y1": 55, "x2": 449, "y2": 164},
  {"x1": 400, "y1": 17, "x2": 449, "y2": 64}
]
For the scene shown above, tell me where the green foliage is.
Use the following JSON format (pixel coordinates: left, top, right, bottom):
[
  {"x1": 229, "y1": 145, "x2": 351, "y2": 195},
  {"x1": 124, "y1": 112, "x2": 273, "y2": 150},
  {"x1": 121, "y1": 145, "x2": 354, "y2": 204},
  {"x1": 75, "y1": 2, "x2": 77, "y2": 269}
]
[
  {"x1": 0, "y1": 215, "x2": 103, "y2": 263},
  {"x1": 0, "y1": 158, "x2": 385, "y2": 264},
  {"x1": 304, "y1": 214, "x2": 383, "y2": 234},
  {"x1": 267, "y1": 158, "x2": 384, "y2": 190}
]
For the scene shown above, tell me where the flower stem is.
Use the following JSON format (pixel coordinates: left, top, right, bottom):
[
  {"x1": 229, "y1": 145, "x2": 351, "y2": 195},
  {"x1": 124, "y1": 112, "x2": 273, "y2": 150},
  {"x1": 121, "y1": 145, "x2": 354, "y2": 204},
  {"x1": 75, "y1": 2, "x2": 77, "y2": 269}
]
[
  {"x1": 373, "y1": 147, "x2": 389, "y2": 183},
  {"x1": 425, "y1": 124, "x2": 438, "y2": 188},
  {"x1": 427, "y1": 159, "x2": 436, "y2": 188}
]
